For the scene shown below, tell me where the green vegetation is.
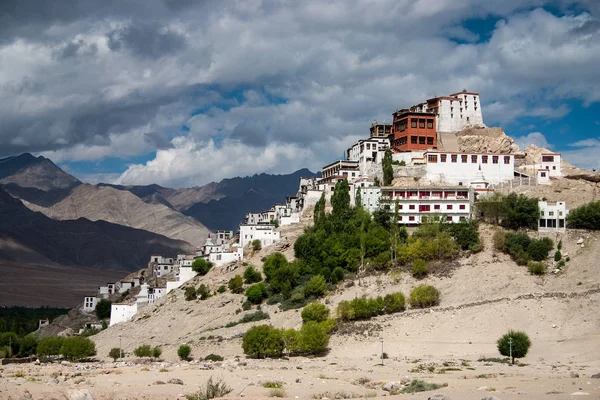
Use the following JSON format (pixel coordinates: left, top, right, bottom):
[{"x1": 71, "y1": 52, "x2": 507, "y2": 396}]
[
  {"x1": 60, "y1": 337, "x2": 96, "y2": 361},
  {"x1": 95, "y1": 299, "x2": 111, "y2": 320},
  {"x1": 497, "y1": 330, "x2": 531, "y2": 364},
  {"x1": 252, "y1": 239, "x2": 262, "y2": 252},
  {"x1": 493, "y1": 231, "x2": 553, "y2": 265},
  {"x1": 409, "y1": 285, "x2": 441, "y2": 308},
  {"x1": 217, "y1": 285, "x2": 226, "y2": 293},
  {"x1": 476, "y1": 192, "x2": 539, "y2": 230},
  {"x1": 337, "y1": 292, "x2": 405, "y2": 321},
  {"x1": 109, "y1": 347, "x2": 123, "y2": 361},
  {"x1": 204, "y1": 353, "x2": 224, "y2": 362},
  {"x1": 268, "y1": 388, "x2": 286, "y2": 398},
  {"x1": 0, "y1": 306, "x2": 69, "y2": 336},
  {"x1": 244, "y1": 265, "x2": 263, "y2": 284},
  {"x1": 411, "y1": 259, "x2": 428, "y2": 278},
  {"x1": 554, "y1": 250, "x2": 562, "y2": 262},
  {"x1": 226, "y1": 310, "x2": 270, "y2": 327},
  {"x1": 18, "y1": 334, "x2": 38, "y2": 357},
  {"x1": 242, "y1": 322, "x2": 329, "y2": 358},
  {"x1": 566, "y1": 201, "x2": 600, "y2": 229},
  {"x1": 263, "y1": 381, "x2": 284, "y2": 388},
  {"x1": 178, "y1": 344, "x2": 192, "y2": 361},
  {"x1": 133, "y1": 344, "x2": 162, "y2": 359},
  {"x1": 301, "y1": 303, "x2": 330, "y2": 323},
  {"x1": 185, "y1": 376, "x2": 232, "y2": 400},
  {"x1": 401, "y1": 380, "x2": 443, "y2": 393},
  {"x1": 228, "y1": 275, "x2": 244, "y2": 294},
  {"x1": 527, "y1": 261, "x2": 546, "y2": 275},
  {"x1": 245, "y1": 282, "x2": 269, "y2": 304},
  {"x1": 184, "y1": 286, "x2": 197, "y2": 301},
  {"x1": 382, "y1": 148, "x2": 394, "y2": 186},
  {"x1": 192, "y1": 258, "x2": 213, "y2": 276},
  {"x1": 196, "y1": 284, "x2": 211, "y2": 300},
  {"x1": 37, "y1": 336, "x2": 65, "y2": 357},
  {"x1": 383, "y1": 292, "x2": 406, "y2": 313}
]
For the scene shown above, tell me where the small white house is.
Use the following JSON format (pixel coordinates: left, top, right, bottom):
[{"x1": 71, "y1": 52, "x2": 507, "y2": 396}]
[
  {"x1": 109, "y1": 303, "x2": 138, "y2": 326},
  {"x1": 83, "y1": 296, "x2": 98, "y2": 312},
  {"x1": 239, "y1": 224, "x2": 280, "y2": 248},
  {"x1": 540, "y1": 153, "x2": 562, "y2": 177},
  {"x1": 539, "y1": 201, "x2": 568, "y2": 231},
  {"x1": 537, "y1": 169, "x2": 550, "y2": 185}
]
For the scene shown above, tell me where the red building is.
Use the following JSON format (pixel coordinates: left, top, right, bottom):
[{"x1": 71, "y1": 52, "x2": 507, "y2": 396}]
[{"x1": 389, "y1": 110, "x2": 437, "y2": 152}]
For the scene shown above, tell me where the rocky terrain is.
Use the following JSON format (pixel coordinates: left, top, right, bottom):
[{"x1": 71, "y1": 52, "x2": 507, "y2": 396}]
[{"x1": 456, "y1": 126, "x2": 521, "y2": 155}]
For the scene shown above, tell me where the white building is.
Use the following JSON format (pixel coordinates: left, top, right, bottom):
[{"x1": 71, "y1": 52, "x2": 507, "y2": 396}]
[
  {"x1": 109, "y1": 284, "x2": 167, "y2": 326},
  {"x1": 83, "y1": 296, "x2": 98, "y2": 312},
  {"x1": 347, "y1": 137, "x2": 391, "y2": 176},
  {"x1": 358, "y1": 186, "x2": 473, "y2": 224},
  {"x1": 537, "y1": 169, "x2": 550, "y2": 185},
  {"x1": 540, "y1": 153, "x2": 562, "y2": 177},
  {"x1": 321, "y1": 160, "x2": 360, "y2": 183},
  {"x1": 424, "y1": 151, "x2": 515, "y2": 185},
  {"x1": 166, "y1": 265, "x2": 197, "y2": 292},
  {"x1": 239, "y1": 224, "x2": 280, "y2": 248},
  {"x1": 539, "y1": 201, "x2": 568, "y2": 231},
  {"x1": 412, "y1": 90, "x2": 484, "y2": 133},
  {"x1": 150, "y1": 255, "x2": 176, "y2": 277},
  {"x1": 214, "y1": 230, "x2": 234, "y2": 245}
]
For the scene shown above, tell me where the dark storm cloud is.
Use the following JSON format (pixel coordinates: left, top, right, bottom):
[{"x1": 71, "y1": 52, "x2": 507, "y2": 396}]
[
  {"x1": 107, "y1": 23, "x2": 187, "y2": 59},
  {"x1": 569, "y1": 19, "x2": 600, "y2": 36},
  {"x1": 143, "y1": 132, "x2": 175, "y2": 149},
  {"x1": 230, "y1": 122, "x2": 269, "y2": 147}
]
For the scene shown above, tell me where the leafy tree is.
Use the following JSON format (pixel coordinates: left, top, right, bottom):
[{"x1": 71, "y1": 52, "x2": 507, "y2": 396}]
[
  {"x1": 382, "y1": 148, "x2": 394, "y2": 186},
  {"x1": 330, "y1": 267, "x2": 345, "y2": 283},
  {"x1": 178, "y1": 344, "x2": 192, "y2": 361},
  {"x1": 133, "y1": 345, "x2": 152, "y2": 357},
  {"x1": 497, "y1": 330, "x2": 531, "y2": 364},
  {"x1": 282, "y1": 329, "x2": 301, "y2": 355},
  {"x1": 60, "y1": 337, "x2": 96, "y2": 361},
  {"x1": 567, "y1": 201, "x2": 600, "y2": 229},
  {"x1": 108, "y1": 347, "x2": 123, "y2": 361},
  {"x1": 313, "y1": 193, "x2": 326, "y2": 227},
  {"x1": 37, "y1": 336, "x2": 65, "y2": 357},
  {"x1": 304, "y1": 275, "x2": 326, "y2": 298},
  {"x1": 263, "y1": 253, "x2": 289, "y2": 282},
  {"x1": 19, "y1": 334, "x2": 38, "y2": 357},
  {"x1": 244, "y1": 266, "x2": 263, "y2": 284},
  {"x1": 246, "y1": 283, "x2": 268, "y2": 304},
  {"x1": 331, "y1": 179, "x2": 351, "y2": 220},
  {"x1": 409, "y1": 285, "x2": 440, "y2": 308},
  {"x1": 383, "y1": 292, "x2": 405, "y2": 313},
  {"x1": 228, "y1": 275, "x2": 244, "y2": 294},
  {"x1": 197, "y1": 284, "x2": 211, "y2": 300},
  {"x1": 192, "y1": 258, "x2": 213, "y2": 276},
  {"x1": 184, "y1": 286, "x2": 197, "y2": 301},
  {"x1": 443, "y1": 219, "x2": 481, "y2": 251},
  {"x1": 242, "y1": 325, "x2": 284, "y2": 358},
  {"x1": 301, "y1": 303, "x2": 330, "y2": 324},
  {"x1": 0, "y1": 332, "x2": 20, "y2": 356},
  {"x1": 251, "y1": 239, "x2": 262, "y2": 251},
  {"x1": 411, "y1": 259, "x2": 428, "y2": 278},
  {"x1": 152, "y1": 346, "x2": 162, "y2": 359},
  {"x1": 95, "y1": 299, "x2": 112, "y2": 320},
  {"x1": 355, "y1": 187, "x2": 362, "y2": 209},
  {"x1": 299, "y1": 321, "x2": 329, "y2": 355},
  {"x1": 476, "y1": 192, "x2": 539, "y2": 230}
]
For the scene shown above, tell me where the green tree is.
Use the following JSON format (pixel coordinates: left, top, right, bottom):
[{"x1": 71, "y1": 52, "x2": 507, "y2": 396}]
[
  {"x1": 245, "y1": 282, "x2": 268, "y2": 304},
  {"x1": 330, "y1": 266, "x2": 345, "y2": 283},
  {"x1": 133, "y1": 345, "x2": 153, "y2": 357},
  {"x1": 282, "y1": 329, "x2": 301, "y2": 355},
  {"x1": 228, "y1": 275, "x2": 244, "y2": 294},
  {"x1": 184, "y1": 286, "x2": 197, "y2": 301},
  {"x1": 304, "y1": 275, "x2": 326, "y2": 298},
  {"x1": 299, "y1": 321, "x2": 329, "y2": 355},
  {"x1": 192, "y1": 258, "x2": 213, "y2": 276},
  {"x1": 262, "y1": 253, "x2": 288, "y2": 282},
  {"x1": 382, "y1": 148, "x2": 394, "y2": 186},
  {"x1": 567, "y1": 201, "x2": 600, "y2": 229},
  {"x1": 197, "y1": 284, "x2": 211, "y2": 300},
  {"x1": 409, "y1": 285, "x2": 440, "y2": 308},
  {"x1": 502, "y1": 193, "x2": 540, "y2": 230},
  {"x1": 355, "y1": 187, "x2": 362, "y2": 209},
  {"x1": 497, "y1": 330, "x2": 532, "y2": 364},
  {"x1": 243, "y1": 266, "x2": 262, "y2": 284},
  {"x1": 383, "y1": 292, "x2": 405, "y2": 313},
  {"x1": 108, "y1": 347, "x2": 123, "y2": 361},
  {"x1": 95, "y1": 299, "x2": 112, "y2": 320},
  {"x1": 251, "y1": 240, "x2": 262, "y2": 251},
  {"x1": 331, "y1": 179, "x2": 351, "y2": 220},
  {"x1": 314, "y1": 193, "x2": 326, "y2": 227},
  {"x1": 301, "y1": 303, "x2": 330, "y2": 323},
  {"x1": 411, "y1": 259, "x2": 428, "y2": 278},
  {"x1": 60, "y1": 337, "x2": 96, "y2": 361},
  {"x1": 37, "y1": 336, "x2": 65, "y2": 357},
  {"x1": 242, "y1": 325, "x2": 284, "y2": 358},
  {"x1": 177, "y1": 344, "x2": 192, "y2": 361},
  {"x1": 19, "y1": 334, "x2": 38, "y2": 357},
  {"x1": 152, "y1": 346, "x2": 162, "y2": 359}
]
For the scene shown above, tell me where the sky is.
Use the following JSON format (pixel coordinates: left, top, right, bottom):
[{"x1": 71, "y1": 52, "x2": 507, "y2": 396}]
[{"x1": 1, "y1": 0, "x2": 600, "y2": 188}]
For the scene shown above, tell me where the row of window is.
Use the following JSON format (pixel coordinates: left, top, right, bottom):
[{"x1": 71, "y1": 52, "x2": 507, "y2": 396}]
[
  {"x1": 428, "y1": 154, "x2": 511, "y2": 164},
  {"x1": 402, "y1": 215, "x2": 467, "y2": 222},
  {"x1": 394, "y1": 118, "x2": 435, "y2": 132},
  {"x1": 385, "y1": 190, "x2": 469, "y2": 197},
  {"x1": 384, "y1": 203, "x2": 467, "y2": 211}
]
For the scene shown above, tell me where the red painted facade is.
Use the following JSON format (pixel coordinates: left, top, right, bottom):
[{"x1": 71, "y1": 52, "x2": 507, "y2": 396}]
[{"x1": 389, "y1": 111, "x2": 437, "y2": 152}]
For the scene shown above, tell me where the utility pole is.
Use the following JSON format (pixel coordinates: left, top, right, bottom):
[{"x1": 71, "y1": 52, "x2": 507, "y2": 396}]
[
  {"x1": 509, "y1": 336, "x2": 513, "y2": 365},
  {"x1": 380, "y1": 337, "x2": 384, "y2": 366},
  {"x1": 119, "y1": 334, "x2": 123, "y2": 360}
]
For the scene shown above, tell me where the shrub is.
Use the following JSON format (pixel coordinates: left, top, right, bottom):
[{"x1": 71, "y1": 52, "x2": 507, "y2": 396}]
[
  {"x1": 269, "y1": 388, "x2": 286, "y2": 398},
  {"x1": 191, "y1": 258, "x2": 213, "y2": 276},
  {"x1": 60, "y1": 337, "x2": 96, "y2": 361},
  {"x1": 319, "y1": 319, "x2": 337, "y2": 334},
  {"x1": 196, "y1": 284, "x2": 211, "y2": 300},
  {"x1": 109, "y1": 347, "x2": 123, "y2": 361},
  {"x1": 528, "y1": 237, "x2": 553, "y2": 261},
  {"x1": 184, "y1": 286, "x2": 197, "y2": 301},
  {"x1": 217, "y1": 285, "x2": 226, "y2": 293},
  {"x1": 336, "y1": 300, "x2": 353, "y2": 321},
  {"x1": 499, "y1": 232, "x2": 553, "y2": 263},
  {"x1": 242, "y1": 325, "x2": 284, "y2": 358},
  {"x1": 554, "y1": 250, "x2": 562, "y2": 262},
  {"x1": 244, "y1": 265, "x2": 263, "y2": 284},
  {"x1": 304, "y1": 275, "x2": 326, "y2": 298},
  {"x1": 242, "y1": 300, "x2": 252, "y2": 311},
  {"x1": 133, "y1": 345, "x2": 152, "y2": 357},
  {"x1": 185, "y1": 376, "x2": 232, "y2": 400},
  {"x1": 411, "y1": 259, "x2": 428, "y2": 278},
  {"x1": 263, "y1": 381, "x2": 283, "y2": 388},
  {"x1": 282, "y1": 329, "x2": 301, "y2": 355},
  {"x1": 301, "y1": 303, "x2": 330, "y2": 324},
  {"x1": 497, "y1": 330, "x2": 532, "y2": 364},
  {"x1": 443, "y1": 219, "x2": 481, "y2": 251},
  {"x1": 557, "y1": 240, "x2": 562, "y2": 251},
  {"x1": 178, "y1": 345, "x2": 192, "y2": 361},
  {"x1": 567, "y1": 201, "x2": 600, "y2": 229},
  {"x1": 251, "y1": 239, "x2": 262, "y2": 251},
  {"x1": 226, "y1": 310, "x2": 270, "y2": 327},
  {"x1": 37, "y1": 336, "x2": 65, "y2": 357},
  {"x1": 152, "y1": 346, "x2": 162, "y2": 358},
  {"x1": 95, "y1": 299, "x2": 112, "y2": 320},
  {"x1": 299, "y1": 321, "x2": 329, "y2": 355},
  {"x1": 527, "y1": 261, "x2": 546, "y2": 275},
  {"x1": 331, "y1": 267, "x2": 345, "y2": 283},
  {"x1": 246, "y1": 282, "x2": 268, "y2": 304},
  {"x1": 383, "y1": 292, "x2": 405, "y2": 313},
  {"x1": 401, "y1": 380, "x2": 442, "y2": 393},
  {"x1": 19, "y1": 334, "x2": 38, "y2": 357},
  {"x1": 228, "y1": 275, "x2": 244, "y2": 294},
  {"x1": 204, "y1": 353, "x2": 224, "y2": 362},
  {"x1": 409, "y1": 285, "x2": 440, "y2": 308}
]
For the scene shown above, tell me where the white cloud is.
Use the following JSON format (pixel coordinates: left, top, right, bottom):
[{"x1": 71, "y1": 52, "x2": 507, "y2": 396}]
[{"x1": 513, "y1": 132, "x2": 553, "y2": 150}]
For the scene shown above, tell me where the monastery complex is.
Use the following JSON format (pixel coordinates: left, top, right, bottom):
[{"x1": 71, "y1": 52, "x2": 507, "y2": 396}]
[{"x1": 81, "y1": 89, "x2": 569, "y2": 327}]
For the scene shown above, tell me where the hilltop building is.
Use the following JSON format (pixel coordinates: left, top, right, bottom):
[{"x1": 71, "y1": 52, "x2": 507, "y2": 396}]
[
  {"x1": 370, "y1": 121, "x2": 392, "y2": 138},
  {"x1": 389, "y1": 110, "x2": 437, "y2": 152},
  {"x1": 539, "y1": 201, "x2": 568, "y2": 231}
]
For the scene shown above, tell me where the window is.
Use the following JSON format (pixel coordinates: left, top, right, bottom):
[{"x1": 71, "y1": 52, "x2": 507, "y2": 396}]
[
  {"x1": 419, "y1": 136, "x2": 426, "y2": 144},
  {"x1": 409, "y1": 216, "x2": 415, "y2": 221},
  {"x1": 409, "y1": 205, "x2": 415, "y2": 210},
  {"x1": 540, "y1": 172, "x2": 546, "y2": 177},
  {"x1": 440, "y1": 154, "x2": 447, "y2": 162},
  {"x1": 459, "y1": 216, "x2": 466, "y2": 221},
  {"x1": 461, "y1": 154, "x2": 467, "y2": 163},
  {"x1": 467, "y1": 117, "x2": 470, "y2": 122},
  {"x1": 542, "y1": 155, "x2": 555, "y2": 162},
  {"x1": 553, "y1": 166, "x2": 556, "y2": 170},
  {"x1": 419, "y1": 205, "x2": 431, "y2": 212},
  {"x1": 482, "y1": 155, "x2": 488, "y2": 163},
  {"x1": 366, "y1": 143, "x2": 370, "y2": 150},
  {"x1": 419, "y1": 120, "x2": 425, "y2": 128},
  {"x1": 427, "y1": 137, "x2": 434, "y2": 145},
  {"x1": 471, "y1": 155, "x2": 477, "y2": 163},
  {"x1": 451, "y1": 113, "x2": 454, "y2": 118},
  {"x1": 434, "y1": 205, "x2": 440, "y2": 210},
  {"x1": 411, "y1": 119, "x2": 417, "y2": 128},
  {"x1": 427, "y1": 120, "x2": 433, "y2": 129},
  {"x1": 451, "y1": 154, "x2": 458, "y2": 163},
  {"x1": 492, "y1": 156, "x2": 499, "y2": 164},
  {"x1": 447, "y1": 205, "x2": 453, "y2": 210},
  {"x1": 447, "y1": 216, "x2": 453, "y2": 222},
  {"x1": 428, "y1": 154, "x2": 438, "y2": 163},
  {"x1": 504, "y1": 156, "x2": 511, "y2": 164},
  {"x1": 411, "y1": 136, "x2": 417, "y2": 144},
  {"x1": 549, "y1": 211, "x2": 554, "y2": 216},
  {"x1": 459, "y1": 204, "x2": 466, "y2": 210}
]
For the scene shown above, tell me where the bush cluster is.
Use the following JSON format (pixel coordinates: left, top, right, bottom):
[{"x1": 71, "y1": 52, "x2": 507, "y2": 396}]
[
  {"x1": 108, "y1": 347, "x2": 123, "y2": 361},
  {"x1": 337, "y1": 292, "x2": 405, "y2": 321},
  {"x1": 178, "y1": 344, "x2": 192, "y2": 361},
  {"x1": 494, "y1": 231, "x2": 553, "y2": 265},
  {"x1": 59, "y1": 337, "x2": 96, "y2": 361},
  {"x1": 242, "y1": 323, "x2": 329, "y2": 358},
  {"x1": 228, "y1": 275, "x2": 244, "y2": 294},
  {"x1": 191, "y1": 258, "x2": 213, "y2": 276},
  {"x1": 243, "y1": 266, "x2": 262, "y2": 284},
  {"x1": 476, "y1": 192, "x2": 540, "y2": 230},
  {"x1": 196, "y1": 284, "x2": 211, "y2": 300},
  {"x1": 527, "y1": 261, "x2": 546, "y2": 275},
  {"x1": 133, "y1": 345, "x2": 162, "y2": 358},
  {"x1": 566, "y1": 201, "x2": 600, "y2": 229},
  {"x1": 409, "y1": 285, "x2": 440, "y2": 308},
  {"x1": 225, "y1": 310, "x2": 270, "y2": 327},
  {"x1": 184, "y1": 286, "x2": 197, "y2": 301},
  {"x1": 245, "y1": 283, "x2": 269, "y2": 304},
  {"x1": 301, "y1": 303, "x2": 330, "y2": 323}
]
